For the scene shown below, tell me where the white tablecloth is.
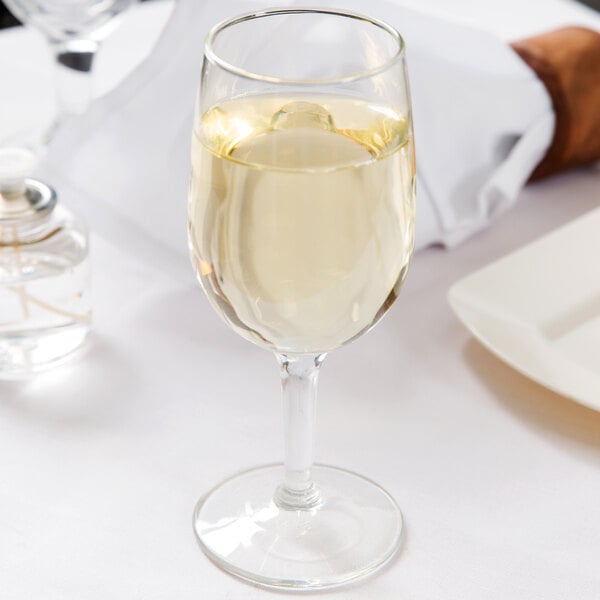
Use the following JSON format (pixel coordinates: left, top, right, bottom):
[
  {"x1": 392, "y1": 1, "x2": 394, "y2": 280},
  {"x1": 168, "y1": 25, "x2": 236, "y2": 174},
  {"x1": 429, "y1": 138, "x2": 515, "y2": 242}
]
[{"x1": 1, "y1": 1, "x2": 600, "y2": 599}]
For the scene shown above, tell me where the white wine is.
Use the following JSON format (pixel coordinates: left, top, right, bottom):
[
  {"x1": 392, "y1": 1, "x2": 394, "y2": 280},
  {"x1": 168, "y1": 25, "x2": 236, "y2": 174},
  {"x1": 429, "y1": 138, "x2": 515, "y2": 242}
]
[{"x1": 189, "y1": 95, "x2": 415, "y2": 353}]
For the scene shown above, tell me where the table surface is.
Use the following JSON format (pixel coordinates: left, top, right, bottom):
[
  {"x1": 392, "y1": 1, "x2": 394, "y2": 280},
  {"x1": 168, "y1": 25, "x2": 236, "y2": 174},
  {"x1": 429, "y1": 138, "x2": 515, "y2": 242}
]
[{"x1": 1, "y1": 1, "x2": 600, "y2": 599}]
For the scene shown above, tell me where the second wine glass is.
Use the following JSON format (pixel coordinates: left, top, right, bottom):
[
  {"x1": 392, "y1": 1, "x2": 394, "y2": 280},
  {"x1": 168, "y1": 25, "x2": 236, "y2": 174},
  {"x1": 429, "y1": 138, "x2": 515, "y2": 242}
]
[
  {"x1": 188, "y1": 7, "x2": 416, "y2": 590},
  {"x1": 4, "y1": 0, "x2": 135, "y2": 127}
]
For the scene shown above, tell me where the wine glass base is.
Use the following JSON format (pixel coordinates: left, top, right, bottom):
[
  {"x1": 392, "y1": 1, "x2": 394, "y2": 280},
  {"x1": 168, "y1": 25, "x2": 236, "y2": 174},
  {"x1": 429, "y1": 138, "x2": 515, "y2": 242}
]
[{"x1": 193, "y1": 464, "x2": 403, "y2": 590}]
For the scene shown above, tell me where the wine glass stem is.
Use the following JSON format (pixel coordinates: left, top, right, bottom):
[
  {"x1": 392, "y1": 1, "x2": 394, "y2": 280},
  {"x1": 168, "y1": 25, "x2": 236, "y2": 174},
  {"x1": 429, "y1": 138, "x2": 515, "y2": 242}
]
[
  {"x1": 274, "y1": 352, "x2": 326, "y2": 510},
  {"x1": 51, "y1": 39, "x2": 98, "y2": 123}
]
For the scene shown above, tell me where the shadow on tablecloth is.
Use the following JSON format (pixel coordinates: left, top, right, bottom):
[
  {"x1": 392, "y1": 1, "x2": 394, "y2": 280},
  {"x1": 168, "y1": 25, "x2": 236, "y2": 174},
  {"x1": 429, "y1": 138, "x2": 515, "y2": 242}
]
[
  {"x1": 463, "y1": 339, "x2": 600, "y2": 455},
  {"x1": 0, "y1": 334, "x2": 134, "y2": 429}
]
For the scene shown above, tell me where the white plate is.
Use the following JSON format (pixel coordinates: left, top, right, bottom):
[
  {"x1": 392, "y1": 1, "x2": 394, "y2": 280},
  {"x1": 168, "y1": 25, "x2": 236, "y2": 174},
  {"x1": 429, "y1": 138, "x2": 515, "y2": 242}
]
[{"x1": 448, "y1": 207, "x2": 600, "y2": 411}]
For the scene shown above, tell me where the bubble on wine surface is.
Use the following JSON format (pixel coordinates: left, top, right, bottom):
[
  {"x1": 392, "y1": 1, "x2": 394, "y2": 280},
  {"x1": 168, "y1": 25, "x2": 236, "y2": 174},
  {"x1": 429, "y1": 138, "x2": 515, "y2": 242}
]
[{"x1": 270, "y1": 101, "x2": 336, "y2": 132}]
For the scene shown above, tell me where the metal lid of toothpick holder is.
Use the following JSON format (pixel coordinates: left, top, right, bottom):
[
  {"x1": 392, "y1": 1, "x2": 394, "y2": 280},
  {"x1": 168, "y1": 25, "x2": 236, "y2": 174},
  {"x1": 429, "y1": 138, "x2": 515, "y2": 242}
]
[
  {"x1": 0, "y1": 148, "x2": 56, "y2": 222},
  {"x1": 0, "y1": 147, "x2": 91, "y2": 377}
]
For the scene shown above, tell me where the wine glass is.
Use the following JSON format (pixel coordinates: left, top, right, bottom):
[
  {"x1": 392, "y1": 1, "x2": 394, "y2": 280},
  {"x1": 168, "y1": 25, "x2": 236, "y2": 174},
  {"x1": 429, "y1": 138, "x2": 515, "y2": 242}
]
[
  {"x1": 3, "y1": 0, "x2": 135, "y2": 129},
  {"x1": 188, "y1": 8, "x2": 415, "y2": 590}
]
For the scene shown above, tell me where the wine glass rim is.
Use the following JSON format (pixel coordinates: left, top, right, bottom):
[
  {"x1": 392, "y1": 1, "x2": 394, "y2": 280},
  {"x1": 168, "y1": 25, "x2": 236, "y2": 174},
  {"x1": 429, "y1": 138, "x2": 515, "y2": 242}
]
[{"x1": 204, "y1": 7, "x2": 405, "y2": 85}]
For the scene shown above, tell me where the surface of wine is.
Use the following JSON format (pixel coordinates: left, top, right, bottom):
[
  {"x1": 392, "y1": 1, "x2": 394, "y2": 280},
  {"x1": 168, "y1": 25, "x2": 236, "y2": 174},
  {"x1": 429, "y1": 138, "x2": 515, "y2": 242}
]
[{"x1": 189, "y1": 96, "x2": 415, "y2": 353}]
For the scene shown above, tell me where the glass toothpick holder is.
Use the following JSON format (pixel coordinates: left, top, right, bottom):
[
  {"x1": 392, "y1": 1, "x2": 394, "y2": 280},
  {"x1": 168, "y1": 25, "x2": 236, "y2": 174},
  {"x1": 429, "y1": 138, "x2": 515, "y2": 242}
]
[{"x1": 0, "y1": 148, "x2": 90, "y2": 375}]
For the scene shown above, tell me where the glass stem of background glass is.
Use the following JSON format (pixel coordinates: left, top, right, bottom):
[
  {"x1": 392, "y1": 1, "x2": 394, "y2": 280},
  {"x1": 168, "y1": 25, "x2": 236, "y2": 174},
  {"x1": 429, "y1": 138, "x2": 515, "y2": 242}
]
[
  {"x1": 274, "y1": 353, "x2": 325, "y2": 510},
  {"x1": 50, "y1": 39, "x2": 98, "y2": 132}
]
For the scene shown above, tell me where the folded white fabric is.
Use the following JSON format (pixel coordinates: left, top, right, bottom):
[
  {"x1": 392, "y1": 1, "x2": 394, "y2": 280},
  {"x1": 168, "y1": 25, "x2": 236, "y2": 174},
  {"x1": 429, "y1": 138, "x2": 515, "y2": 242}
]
[{"x1": 37, "y1": 0, "x2": 554, "y2": 263}]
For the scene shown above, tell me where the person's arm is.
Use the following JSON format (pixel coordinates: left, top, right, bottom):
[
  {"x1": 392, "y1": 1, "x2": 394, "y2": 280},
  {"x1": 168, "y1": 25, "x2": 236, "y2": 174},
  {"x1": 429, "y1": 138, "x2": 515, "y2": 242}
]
[{"x1": 512, "y1": 27, "x2": 600, "y2": 180}]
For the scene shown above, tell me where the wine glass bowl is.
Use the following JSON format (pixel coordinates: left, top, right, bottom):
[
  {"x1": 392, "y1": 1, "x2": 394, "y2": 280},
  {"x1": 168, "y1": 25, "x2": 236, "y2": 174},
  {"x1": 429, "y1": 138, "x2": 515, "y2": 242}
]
[{"x1": 188, "y1": 8, "x2": 415, "y2": 590}]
